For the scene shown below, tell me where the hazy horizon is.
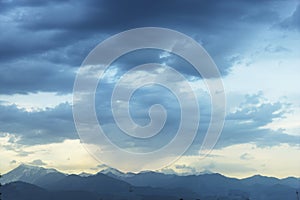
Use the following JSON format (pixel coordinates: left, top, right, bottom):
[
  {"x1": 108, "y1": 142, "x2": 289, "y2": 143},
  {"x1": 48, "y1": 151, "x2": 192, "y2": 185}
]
[{"x1": 3, "y1": 163, "x2": 300, "y2": 180}]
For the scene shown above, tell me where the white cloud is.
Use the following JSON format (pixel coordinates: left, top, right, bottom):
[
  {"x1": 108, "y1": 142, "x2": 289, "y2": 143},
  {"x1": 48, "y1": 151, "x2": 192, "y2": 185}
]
[
  {"x1": 0, "y1": 92, "x2": 72, "y2": 111},
  {"x1": 168, "y1": 143, "x2": 300, "y2": 178}
]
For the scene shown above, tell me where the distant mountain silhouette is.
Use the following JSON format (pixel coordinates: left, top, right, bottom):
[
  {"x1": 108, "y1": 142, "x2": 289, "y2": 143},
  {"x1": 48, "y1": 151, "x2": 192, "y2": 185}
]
[
  {"x1": 0, "y1": 164, "x2": 65, "y2": 185},
  {"x1": 47, "y1": 173, "x2": 132, "y2": 194},
  {"x1": 2, "y1": 182, "x2": 104, "y2": 200},
  {"x1": 0, "y1": 164, "x2": 67, "y2": 190},
  {"x1": 1, "y1": 164, "x2": 299, "y2": 200}
]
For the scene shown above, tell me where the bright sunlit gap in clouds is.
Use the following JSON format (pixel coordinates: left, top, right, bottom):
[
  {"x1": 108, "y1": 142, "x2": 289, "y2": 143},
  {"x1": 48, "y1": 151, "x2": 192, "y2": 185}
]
[{"x1": 0, "y1": 92, "x2": 72, "y2": 112}]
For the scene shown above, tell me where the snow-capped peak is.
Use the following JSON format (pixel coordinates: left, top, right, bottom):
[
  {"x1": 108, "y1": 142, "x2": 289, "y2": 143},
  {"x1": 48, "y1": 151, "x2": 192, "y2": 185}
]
[
  {"x1": 78, "y1": 172, "x2": 92, "y2": 177},
  {"x1": 99, "y1": 167, "x2": 134, "y2": 178},
  {"x1": 1, "y1": 164, "x2": 60, "y2": 184}
]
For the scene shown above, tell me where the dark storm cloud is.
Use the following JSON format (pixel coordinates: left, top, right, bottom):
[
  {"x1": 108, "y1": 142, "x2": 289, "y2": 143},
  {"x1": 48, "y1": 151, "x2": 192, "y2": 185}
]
[
  {"x1": 107, "y1": 49, "x2": 202, "y2": 80},
  {"x1": 0, "y1": 59, "x2": 75, "y2": 94},
  {"x1": 0, "y1": 102, "x2": 77, "y2": 144},
  {"x1": 0, "y1": 21, "x2": 95, "y2": 62},
  {"x1": 0, "y1": 0, "x2": 70, "y2": 12},
  {"x1": 0, "y1": 0, "x2": 290, "y2": 94},
  {"x1": 18, "y1": 0, "x2": 281, "y2": 32},
  {"x1": 0, "y1": 0, "x2": 298, "y2": 150}
]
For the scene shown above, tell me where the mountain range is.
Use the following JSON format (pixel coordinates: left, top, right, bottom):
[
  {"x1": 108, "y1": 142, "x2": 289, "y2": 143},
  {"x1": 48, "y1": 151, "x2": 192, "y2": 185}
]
[{"x1": 0, "y1": 164, "x2": 299, "y2": 200}]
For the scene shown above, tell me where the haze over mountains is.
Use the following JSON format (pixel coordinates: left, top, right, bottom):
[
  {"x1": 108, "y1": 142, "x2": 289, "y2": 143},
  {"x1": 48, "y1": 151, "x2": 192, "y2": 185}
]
[{"x1": 1, "y1": 164, "x2": 299, "y2": 200}]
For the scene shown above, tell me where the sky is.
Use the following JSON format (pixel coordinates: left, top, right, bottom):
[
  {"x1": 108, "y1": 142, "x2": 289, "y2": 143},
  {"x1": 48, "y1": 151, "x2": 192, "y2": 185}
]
[{"x1": 0, "y1": 0, "x2": 299, "y2": 178}]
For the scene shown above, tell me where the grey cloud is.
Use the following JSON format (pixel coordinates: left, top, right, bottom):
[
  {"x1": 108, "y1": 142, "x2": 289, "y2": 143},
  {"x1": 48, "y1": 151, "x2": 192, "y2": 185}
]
[
  {"x1": 17, "y1": 151, "x2": 31, "y2": 157},
  {"x1": 18, "y1": 0, "x2": 282, "y2": 32},
  {"x1": 175, "y1": 164, "x2": 197, "y2": 174},
  {"x1": 29, "y1": 159, "x2": 47, "y2": 166},
  {"x1": 0, "y1": 0, "x2": 69, "y2": 11},
  {"x1": 0, "y1": 59, "x2": 75, "y2": 94},
  {"x1": 264, "y1": 45, "x2": 290, "y2": 53},
  {"x1": 80, "y1": 71, "x2": 299, "y2": 154},
  {"x1": 0, "y1": 102, "x2": 77, "y2": 145},
  {"x1": 0, "y1": 0, "x2": 292, "y2": 95},
  {"x1": 0, "y1": 0, "x2": 298, "y2": 151},
  {"x1": 92, "y1": 77, "x2": 211, "y2": 153},
  {"x1": 240, "y1": 153, "x2": 254, "y2": 160},
  {"x1": 1, "y1": 135, "x2": 33, "y2": 157},
  {"x1": 90, "y1": 164, "x2": 109, "y2": 171},
  {"x1": 216, "y1": 93, "x2": 299, "y2": 148},
  {"x1": 0, "y1": 21, "x2": 86, "y2": 62},
  {"x1": 227, "y1": 102, "x2": 287, "y2": 127},
  {"x1": 10, "y1": 160, "x2": 17, "y2": 164},
  {"x1": 95, "y1": 80, "x2": 299, "y2": 154},
  {"x1": 159, "y1": 168, "x2": 177, "y2": 174},
  {"x1": 1, "y1": 79, "x2": 298, "y2": 153},
  {"x1": 204, "y1": 162, "x2": 257, "y2": 174}
]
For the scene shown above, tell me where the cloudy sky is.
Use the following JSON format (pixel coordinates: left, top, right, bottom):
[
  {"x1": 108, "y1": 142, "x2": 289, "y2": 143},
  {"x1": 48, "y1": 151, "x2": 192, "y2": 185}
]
[{"x1": 0, "y1": 0, "x2": 299, "y2": 178}]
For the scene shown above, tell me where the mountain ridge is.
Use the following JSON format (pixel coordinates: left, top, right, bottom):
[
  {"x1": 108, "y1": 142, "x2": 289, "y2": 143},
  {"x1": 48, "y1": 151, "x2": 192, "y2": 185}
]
[
  {"x1": 1, "y1": 164, "x2": 299, "y2": 200},
  {"x1": 2, "y1": 164, "x2": 299, "y2": 185}
]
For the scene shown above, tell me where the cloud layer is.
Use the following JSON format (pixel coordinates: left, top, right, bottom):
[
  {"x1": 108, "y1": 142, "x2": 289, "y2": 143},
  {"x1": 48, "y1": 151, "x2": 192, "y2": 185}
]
[{"x1": 0, "y1": 0, "x2": 299, "y2": 174}]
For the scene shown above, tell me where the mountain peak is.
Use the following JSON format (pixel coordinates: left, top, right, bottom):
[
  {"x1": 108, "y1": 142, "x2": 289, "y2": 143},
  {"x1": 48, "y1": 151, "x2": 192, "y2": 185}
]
[
  {"x1": 100, "y1": 167, "x2": 123, "y2": 174},
  {"x1": 99, "y1": 167, "x2": 135, "y2": 178},
  {"x1": 1, "y1": 163, "x2": 61, "y2": 185},
  {"x1": 247, "y1": 174, "x2": 279, "y2": 180},
  {"x1": 78, "y1": 172, "x2": 92, "y2": 177}
]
